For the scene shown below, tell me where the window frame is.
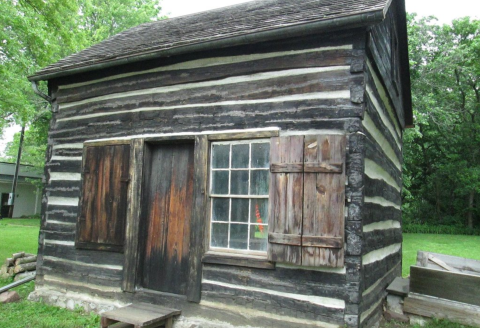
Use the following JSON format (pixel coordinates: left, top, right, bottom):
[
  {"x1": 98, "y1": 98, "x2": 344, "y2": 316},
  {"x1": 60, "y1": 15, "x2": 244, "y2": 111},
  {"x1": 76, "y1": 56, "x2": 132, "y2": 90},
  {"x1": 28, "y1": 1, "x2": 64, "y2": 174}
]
[{"x1": 208, "y1": 139, "x2": 270, "y2": 255}]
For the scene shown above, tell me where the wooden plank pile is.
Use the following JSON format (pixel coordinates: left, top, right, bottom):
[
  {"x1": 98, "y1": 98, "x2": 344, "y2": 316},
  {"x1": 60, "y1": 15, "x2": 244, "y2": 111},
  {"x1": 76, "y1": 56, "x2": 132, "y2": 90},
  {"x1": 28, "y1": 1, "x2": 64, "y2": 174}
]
[
  {"x1": 402, "y1": 251, "x2": 480, "y2": 327},
  {"x1": 0, "y1": 252, "x2": 37, "y2": 281}
]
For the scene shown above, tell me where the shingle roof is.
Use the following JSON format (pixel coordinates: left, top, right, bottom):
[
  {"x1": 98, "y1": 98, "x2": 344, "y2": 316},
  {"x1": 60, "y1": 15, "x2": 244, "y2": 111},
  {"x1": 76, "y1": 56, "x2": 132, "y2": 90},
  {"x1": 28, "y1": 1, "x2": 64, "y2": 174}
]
[{"x1": 29, "y1": 0, "x2": 392, "y2": 81}]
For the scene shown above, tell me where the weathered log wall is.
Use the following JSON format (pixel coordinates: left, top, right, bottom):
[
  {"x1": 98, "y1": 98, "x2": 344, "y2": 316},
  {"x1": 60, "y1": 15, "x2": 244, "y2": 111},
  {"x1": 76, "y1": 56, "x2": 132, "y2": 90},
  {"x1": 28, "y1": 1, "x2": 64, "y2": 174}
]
[
  {"x1": 34, "y1": 27, "x2": 402, "y2": 328},
  {"x1": 359, "y1": 11, "x2": 404, "y2": 325}
]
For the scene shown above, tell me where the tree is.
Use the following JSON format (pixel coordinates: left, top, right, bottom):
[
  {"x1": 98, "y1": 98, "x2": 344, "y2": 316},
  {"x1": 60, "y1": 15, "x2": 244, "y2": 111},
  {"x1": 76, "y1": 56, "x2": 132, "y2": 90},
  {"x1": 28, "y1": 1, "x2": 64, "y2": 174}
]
[
  {"x1": 403, "y1": 14, "x2": 480, "y2": 229},
  {"x1": 1, "y1": 0, "x2": 163, "y2": 167}
]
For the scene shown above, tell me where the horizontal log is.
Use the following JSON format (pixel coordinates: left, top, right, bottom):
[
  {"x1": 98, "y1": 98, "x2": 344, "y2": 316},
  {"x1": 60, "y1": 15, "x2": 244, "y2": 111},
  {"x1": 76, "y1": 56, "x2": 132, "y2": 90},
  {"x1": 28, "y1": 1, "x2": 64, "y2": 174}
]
[
  {"x1": 15, "y1": 256, "x2": 37, "y2": 266},
  {"x1": 4, "y1": 258, "x2": 14, "y2": 267},
  {"x1": 363, "y1": 251, "x2": 401, "y2": 289},
  {"x1": 363, "y1": 228, "x2": 402, "y2": 255},
  {"x1": 57, "y1": 48, "x2": 356, "y2": 104},
  {"x1": 201, "y1": 282, "x2": 345, "y2": 323},
  {"x1": 364, "y1": 175, "x2": 401, "y2": 205},
  {"x1": 52, "y1": 99, "x2": 362, "y2": 139},
  {"x1": 42, "y1": 258, "x2": 122, "y2": 281},
  {"x1": 14, "y1": 262, "x2": 36, "y2": 274},
  {"x1": 362, "y1": 202, "x2": 402, "y2": 226},
  {"x1": 45, "y1": 160, "x2": 82, "y2": 173},
  {"x1": 57, "y1": 68, "x2": 354, "y2": 119},
  {"x1": 364, "y1": 138, "x2": 402, "y2": 187},
  {"x1": 12, "y1": 252, "x2": 25, "y2": 260},
  {"x1": 203, "y1": 263, "x2": 346, "y2": 298},
  {"x1": 42, "y1": 243, "x2": 124, "y2": 266}
]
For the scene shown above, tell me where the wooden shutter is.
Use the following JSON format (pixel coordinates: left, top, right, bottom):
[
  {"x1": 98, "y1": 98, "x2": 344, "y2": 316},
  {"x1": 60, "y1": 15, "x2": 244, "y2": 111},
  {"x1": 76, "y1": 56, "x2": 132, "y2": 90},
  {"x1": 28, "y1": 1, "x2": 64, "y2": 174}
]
[
  {"x1": 268, "y1": 136, "x2": 304, "y2": 265},
  {"x1": 76, "y1": 143, "x2": 130, "y2": 252},
  {"x1": 302, "y1": 135, "x2": 345, "y2": 267},
  {"x1": 267, "y1": 135, "x2": 346, "y2": 267}
]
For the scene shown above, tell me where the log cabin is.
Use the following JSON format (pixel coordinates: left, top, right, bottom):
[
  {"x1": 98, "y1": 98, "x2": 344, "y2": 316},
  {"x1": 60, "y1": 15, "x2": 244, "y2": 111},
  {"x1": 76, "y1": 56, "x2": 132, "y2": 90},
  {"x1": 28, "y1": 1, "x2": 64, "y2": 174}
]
[{"x1": 28, "y1": 0, "x2": 412, "y2": 327}]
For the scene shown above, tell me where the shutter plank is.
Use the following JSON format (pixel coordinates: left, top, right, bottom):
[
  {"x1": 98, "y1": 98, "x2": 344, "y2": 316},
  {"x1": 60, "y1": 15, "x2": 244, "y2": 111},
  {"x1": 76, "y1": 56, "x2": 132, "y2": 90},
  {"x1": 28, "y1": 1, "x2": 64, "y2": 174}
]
[
  {"x1": 76, "y1": 144, "x2": 130, "y2": 252},
  {"x1": 268, "y1": 136, "x2": 304, "y2": 265},
  {"x1": 303, "y1": 135, "x2": 346, "y2": 267}
]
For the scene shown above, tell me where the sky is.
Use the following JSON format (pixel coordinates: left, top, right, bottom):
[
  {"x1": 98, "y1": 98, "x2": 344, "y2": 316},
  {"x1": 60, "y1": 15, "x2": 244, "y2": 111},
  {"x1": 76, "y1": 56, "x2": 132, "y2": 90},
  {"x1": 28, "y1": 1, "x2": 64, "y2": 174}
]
[{"x1": 1, "y1": 0, "x2": 479, "y2": 155}]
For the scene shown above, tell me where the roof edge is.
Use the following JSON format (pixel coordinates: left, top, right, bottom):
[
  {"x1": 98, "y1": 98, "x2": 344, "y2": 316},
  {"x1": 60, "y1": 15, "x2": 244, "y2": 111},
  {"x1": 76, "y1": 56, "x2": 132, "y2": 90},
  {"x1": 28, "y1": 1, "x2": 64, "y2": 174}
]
[{"x1": 28, "y1": 9, "x2": 385, "y2": 82}]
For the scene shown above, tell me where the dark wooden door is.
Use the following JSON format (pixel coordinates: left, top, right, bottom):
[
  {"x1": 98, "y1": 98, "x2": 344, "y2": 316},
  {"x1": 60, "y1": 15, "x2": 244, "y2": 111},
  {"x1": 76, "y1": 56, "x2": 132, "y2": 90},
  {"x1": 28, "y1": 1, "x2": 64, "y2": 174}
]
[{"x1": 141, "y1": 143, "x2": 194, "y2": 295}]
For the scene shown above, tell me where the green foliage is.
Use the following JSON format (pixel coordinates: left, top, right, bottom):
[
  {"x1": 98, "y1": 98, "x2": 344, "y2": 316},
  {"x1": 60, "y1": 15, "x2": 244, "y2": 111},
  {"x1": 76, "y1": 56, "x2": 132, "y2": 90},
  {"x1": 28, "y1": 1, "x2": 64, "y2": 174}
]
[
  {"x1": 403, "y1": 15, "x2": 480, "y2": 229},
  {"x1": 402, "y1": 233, "x2": 480, "y2": 277},
  {"x1": 1, "y1": 0, "x2": 164, "y2": 166}
]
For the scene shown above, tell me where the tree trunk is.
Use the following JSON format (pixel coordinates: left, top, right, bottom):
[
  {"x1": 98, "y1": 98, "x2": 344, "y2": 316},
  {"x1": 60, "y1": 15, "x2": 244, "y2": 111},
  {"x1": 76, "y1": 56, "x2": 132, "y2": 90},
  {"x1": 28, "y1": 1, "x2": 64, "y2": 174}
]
[{"x1": 467, "y1": 190, "x2": 474, "y2": 229}]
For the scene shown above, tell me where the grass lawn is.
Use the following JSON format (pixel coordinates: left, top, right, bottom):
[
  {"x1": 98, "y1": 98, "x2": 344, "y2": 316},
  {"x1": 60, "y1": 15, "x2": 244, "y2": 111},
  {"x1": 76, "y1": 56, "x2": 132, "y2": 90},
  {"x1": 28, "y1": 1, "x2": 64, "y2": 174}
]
[
  {"x1": 0, "y1": 218, "x2": 40, "y2": 261},
  {"x1": 0, "y1": 219, "x2": 478, "y2": 327},
  {"x1": 0, "y1": 217, "x2": 100, "y2": 328},
  {"x1": 402, "y1": 233, "x2": 480, "y2": 277}
]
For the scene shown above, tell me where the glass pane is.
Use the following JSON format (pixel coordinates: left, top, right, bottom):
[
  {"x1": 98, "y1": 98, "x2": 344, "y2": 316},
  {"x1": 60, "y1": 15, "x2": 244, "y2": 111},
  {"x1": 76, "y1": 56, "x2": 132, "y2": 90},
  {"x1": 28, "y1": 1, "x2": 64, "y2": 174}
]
[
  {"x1": 251, "y1": 143, "x2": 270, "y2": 168},
  {"x1": 249, "y1": 225, "x2": 268, "y2": 251},
  {"x1": 212, "y1": 198, "x2": 229, "y2": 222},
  {"x1": 211, "y1": 223, "x2": 228, "y2": 248},
  {"x1": 250, "y1": 198, "x2": 268, "y2": 224},
  {"x1": 250, "y1": 170, "x2": 269, "y2": 195},
  {"x1": 230, "y1": 170, "x2": 248, "y2": 195},
  {"x1": 231, "y1": 144, "x2": 249, "y2": 168},
  {"x1": 212, "y1": 171, "x2": 229, "y2": 194},
  {"x1": 231, "y1": 198, "x2": 249, "y2": 223},
  {"x1": 230, "y1": 224, "x2": 248, "y2": 249},
  {"x1": 212, "y1": 144, "x2": 230, "y2": 168}
]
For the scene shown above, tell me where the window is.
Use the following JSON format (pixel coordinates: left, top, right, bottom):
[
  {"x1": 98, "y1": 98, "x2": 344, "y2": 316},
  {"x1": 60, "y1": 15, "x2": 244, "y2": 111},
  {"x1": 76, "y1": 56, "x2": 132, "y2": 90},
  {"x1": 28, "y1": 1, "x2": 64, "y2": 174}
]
[
  {"x1": 209, "y1": 140, "x2": 270, "y2": 252},
  {"x1": 76, "y1": 143, "x2": 130, "y2": 252}
]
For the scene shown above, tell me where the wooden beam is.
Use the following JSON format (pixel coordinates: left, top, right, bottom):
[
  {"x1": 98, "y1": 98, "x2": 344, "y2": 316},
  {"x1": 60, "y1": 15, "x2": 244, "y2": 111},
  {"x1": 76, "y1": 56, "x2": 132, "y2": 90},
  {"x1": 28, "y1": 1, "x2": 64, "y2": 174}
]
[
  {"x1": 410, "y1": 265, "x2": 480, "y2": 306},
  {"x1": 404, "y1": 294, "x2": 480, "y2": 327},
  {"x1": 187, "y1": 135, "x2": 208, "y2": 303},
  {"x1": 122, "y1": 138, "x2": 145, "y2": 292}
]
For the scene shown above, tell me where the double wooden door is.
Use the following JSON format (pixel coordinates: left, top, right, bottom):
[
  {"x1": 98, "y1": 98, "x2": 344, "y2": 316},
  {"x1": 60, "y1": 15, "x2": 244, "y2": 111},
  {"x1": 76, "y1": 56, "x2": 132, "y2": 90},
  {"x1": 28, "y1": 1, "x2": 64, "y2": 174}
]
[{"x1": 141, "y1": 143, "x2": 194, "y2": 295}]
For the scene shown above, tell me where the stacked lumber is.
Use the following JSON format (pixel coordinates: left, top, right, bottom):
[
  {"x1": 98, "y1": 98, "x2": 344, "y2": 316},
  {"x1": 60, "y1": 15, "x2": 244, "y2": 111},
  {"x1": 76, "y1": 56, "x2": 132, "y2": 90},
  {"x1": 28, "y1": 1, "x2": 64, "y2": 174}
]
[
  {"x1": 403, "y1": 251, "x2": 480, "y2": 327},
  {"x1": 0, "y1": 252, "x2": 37, "y2": 280}
]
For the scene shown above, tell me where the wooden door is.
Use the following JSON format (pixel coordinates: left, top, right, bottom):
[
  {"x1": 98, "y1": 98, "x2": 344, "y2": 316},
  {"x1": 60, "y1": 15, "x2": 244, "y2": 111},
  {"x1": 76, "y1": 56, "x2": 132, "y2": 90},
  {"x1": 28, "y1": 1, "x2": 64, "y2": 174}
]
[{"x1": 141, "y1": 143, "x2": 194, "y2": 295}]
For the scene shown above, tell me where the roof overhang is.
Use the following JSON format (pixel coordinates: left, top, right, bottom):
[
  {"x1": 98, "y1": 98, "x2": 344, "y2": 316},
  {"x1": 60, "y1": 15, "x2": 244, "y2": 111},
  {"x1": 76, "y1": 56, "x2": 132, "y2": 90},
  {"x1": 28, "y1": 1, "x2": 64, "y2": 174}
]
[{"x1": 28, "y1": 9, "x2": 386, "y2": 82}]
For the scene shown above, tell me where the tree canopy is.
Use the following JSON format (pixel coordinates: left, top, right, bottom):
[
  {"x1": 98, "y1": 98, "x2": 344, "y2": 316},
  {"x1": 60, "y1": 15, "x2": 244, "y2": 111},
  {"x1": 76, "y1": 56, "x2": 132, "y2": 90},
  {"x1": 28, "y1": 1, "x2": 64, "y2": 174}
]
[
  {"x1": 403, "y1": 14, "x2": 480, "y2": 229},
  {"x1": 1, "y1": 0, "x2": 163, "y2": 165}
]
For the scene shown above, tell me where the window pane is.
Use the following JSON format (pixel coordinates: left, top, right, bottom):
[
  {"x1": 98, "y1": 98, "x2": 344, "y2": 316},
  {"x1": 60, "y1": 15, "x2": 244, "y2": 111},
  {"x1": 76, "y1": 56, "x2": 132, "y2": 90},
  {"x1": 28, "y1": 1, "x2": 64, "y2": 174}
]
[
  {"x1": 212, "y1": 171, "x2": 229, "y2": 194},
  {"x1": 212, "y1": 198, "x2": 229, "y2": 222},
  {"x1": 250, "y1": 170, "x2": 269, "y2": 195},
  {"x1": 230, "y1": 170, "x2": 248, "y2": 195},
  {"x1": 249, "y1": 225, "x2": 268, "y2": 251},
  {"x1": 211, "y1": 223, "x2": 228, "y2": 248},
  {"x1": 230, "y1": 224, "x2": 248, "y2": 249},
  {"x1": 212, "y1": 144, "x2": 230, "y2": 168},
  {"x1": 231, "y1": 198, "x2": 249, "y2": 223},
  {"x1": 231, "y1": 144, "x2": 249, "y2": 168},
  {"x1": 251, "y1": 143, "x2": 269, "y2": 168},
  {"x1": 250, "y1": 198, "x2": 268, "y2": 224}
]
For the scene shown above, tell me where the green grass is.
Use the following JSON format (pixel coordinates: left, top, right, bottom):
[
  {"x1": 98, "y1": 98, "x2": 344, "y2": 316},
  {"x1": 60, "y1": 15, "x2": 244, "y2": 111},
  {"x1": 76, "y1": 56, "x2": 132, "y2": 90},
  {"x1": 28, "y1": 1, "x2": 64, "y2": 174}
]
[
  {"x1": 1, "y1": 220, "x2": 479, "y2": 327},
  {"x1": 0, "y1": 217, "x2": 100, "y2": 327},
  {"x1": 402, "y1": 233, "x2": 480, "y2": 277},
  {"x1": 0, "y1": 279, "x2": 100, "y2": 328},
  {"x1": 0, "y1": 218, "x2": 40, "y2": 261}
]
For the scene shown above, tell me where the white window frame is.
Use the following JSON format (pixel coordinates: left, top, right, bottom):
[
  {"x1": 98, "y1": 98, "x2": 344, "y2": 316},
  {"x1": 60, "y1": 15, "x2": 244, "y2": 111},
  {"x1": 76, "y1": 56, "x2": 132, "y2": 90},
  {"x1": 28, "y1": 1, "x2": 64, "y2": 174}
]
[{"x1": 209, "y1": 139, "x2": 270, "y2": 255}]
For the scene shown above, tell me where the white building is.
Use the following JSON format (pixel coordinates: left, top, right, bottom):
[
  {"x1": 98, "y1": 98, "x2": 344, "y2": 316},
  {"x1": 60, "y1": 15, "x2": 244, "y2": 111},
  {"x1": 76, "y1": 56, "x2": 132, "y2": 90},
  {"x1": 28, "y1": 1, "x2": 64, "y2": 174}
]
[{"x1": 0, "y1": 162, "x2": 42, "y2": 218}]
